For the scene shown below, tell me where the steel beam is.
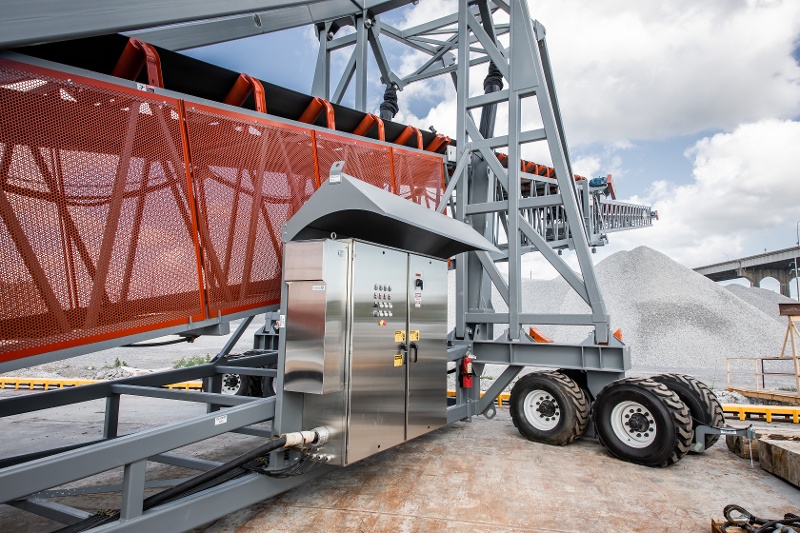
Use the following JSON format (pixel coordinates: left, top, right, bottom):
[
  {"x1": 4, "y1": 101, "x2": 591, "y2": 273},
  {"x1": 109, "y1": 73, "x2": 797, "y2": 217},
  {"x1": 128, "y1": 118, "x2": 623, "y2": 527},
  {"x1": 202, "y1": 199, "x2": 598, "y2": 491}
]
[
  {"x1": 0, "y1": 307, "x2": 273, "y2": 375},
  {"x1": 1, "y1": 0, "x2": 414, "y2": 49},
  {"x1": 150, "y1": 454, "x2": 222, "y2": 472},
  {"x1": 354, "y1": 14, "x2": 369, "y2": 111},
  {"x1": 0, "y1": 397, "x2": 276, "y2": 502},
  {"x1": 0, "y1": 365, "x2": 216, "y2": 417},
  {"x1": 9, "y1": 499, "x2": 92, "y2": 525},
  {"x1": 214, "y1": 366, "x2": 277, "y2": 377},
  {"x1": 472, "y1": 339, "x2": 629, "y2": 373},
  {"x1": 109, "y1": 384, "x2": 258, "y2": 406},
  {"x1": 32, "y1": 478, "x2": 190, "y2": 498},
  {"x1": 120, "y1": 460, "x2": 147, "y2": 520},
  {"x1": 86, "y1": 467, "x2": 333, "y2": 533}
]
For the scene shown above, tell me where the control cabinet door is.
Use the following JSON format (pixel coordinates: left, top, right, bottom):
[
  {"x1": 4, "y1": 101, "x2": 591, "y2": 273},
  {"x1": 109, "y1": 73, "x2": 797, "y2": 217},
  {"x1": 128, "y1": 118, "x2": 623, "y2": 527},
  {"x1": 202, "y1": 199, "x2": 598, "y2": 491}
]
[
  {"x1": 347, "y1": 242, "x2": 408, "y2": 463},
  {"x1": 406, "y1": 254, "x2": 447, "y2": 440}
]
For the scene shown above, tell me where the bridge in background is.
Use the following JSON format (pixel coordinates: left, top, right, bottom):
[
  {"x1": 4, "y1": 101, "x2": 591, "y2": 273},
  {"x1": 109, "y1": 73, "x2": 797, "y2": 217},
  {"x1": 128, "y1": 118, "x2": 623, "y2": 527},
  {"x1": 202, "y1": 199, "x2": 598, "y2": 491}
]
[{"x1": 694, "y1": 246, "x2": 800, "y2": 297}]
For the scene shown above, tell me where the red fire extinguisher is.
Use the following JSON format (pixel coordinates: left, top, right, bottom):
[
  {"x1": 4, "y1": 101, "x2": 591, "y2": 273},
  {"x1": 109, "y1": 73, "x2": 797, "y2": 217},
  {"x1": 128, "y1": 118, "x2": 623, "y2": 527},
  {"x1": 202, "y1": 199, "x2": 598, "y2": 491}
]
[{"x1": 460, "y1": 355, "x2": 475, "y2": 388}]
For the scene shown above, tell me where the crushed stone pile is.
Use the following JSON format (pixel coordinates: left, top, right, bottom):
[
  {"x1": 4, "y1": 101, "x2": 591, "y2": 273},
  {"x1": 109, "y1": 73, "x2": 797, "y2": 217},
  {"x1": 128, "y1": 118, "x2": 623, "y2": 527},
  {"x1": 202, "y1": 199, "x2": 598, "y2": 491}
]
[
  {"x1": 724, "y1": 283, "x2": 795, "y2": 323},
  {"x1": 450, "y1": 246, "x2": 789, "y2": 386}
]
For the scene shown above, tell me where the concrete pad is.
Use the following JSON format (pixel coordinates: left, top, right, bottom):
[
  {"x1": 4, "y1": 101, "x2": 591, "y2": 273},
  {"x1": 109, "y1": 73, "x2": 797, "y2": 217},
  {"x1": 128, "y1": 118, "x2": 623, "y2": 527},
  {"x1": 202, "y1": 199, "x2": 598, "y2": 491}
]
[
  {"x1": 196, "y1": 410, "x2": 800, "y2": 533},
  {"x1": 3, "y1": 393, "x2": 800, "y2": 533}
]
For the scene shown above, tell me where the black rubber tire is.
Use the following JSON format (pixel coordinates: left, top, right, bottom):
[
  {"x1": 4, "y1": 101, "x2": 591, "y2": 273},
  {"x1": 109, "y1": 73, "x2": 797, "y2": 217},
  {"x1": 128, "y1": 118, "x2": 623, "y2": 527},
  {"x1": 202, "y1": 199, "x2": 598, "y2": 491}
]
[
  {"x1": 510, "y1": 371, "x2": 589, "y2": 446},
  {"x1": 260, "y1": 364, "x2": 277, "y2": 398},
  {"x1": 650, "y1": 373, "x2": 725, "y2": 452},
  {"x1": 592, "y1": 377, "x2": 693, "y2": 467},
  {"x1": 248, "y1": 376, "x2": 263, "y2": 397},
  {"x1": 220, "y1": 373, "x2": 250, "y2": 396}
]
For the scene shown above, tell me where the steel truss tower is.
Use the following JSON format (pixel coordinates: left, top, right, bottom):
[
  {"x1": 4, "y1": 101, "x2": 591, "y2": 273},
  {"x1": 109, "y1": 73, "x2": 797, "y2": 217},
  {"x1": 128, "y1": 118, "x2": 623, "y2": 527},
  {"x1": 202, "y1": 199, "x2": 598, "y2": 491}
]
[{"x1": 303, "y1": 0, "x2": 630, "y2": 403}]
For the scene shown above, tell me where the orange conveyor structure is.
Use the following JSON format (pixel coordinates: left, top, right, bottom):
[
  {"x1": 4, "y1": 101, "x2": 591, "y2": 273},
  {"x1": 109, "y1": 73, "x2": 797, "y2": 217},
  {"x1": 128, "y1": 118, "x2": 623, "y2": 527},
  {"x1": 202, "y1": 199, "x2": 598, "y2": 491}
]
[{"x1": 0, "y1": 56, "x2": 447, "y2": 366}]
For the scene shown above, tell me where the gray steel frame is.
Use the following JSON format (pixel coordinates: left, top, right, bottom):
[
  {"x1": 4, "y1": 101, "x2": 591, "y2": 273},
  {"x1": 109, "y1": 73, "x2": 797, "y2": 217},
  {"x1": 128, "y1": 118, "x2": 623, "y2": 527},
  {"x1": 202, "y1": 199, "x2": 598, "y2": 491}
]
[
  {"x1": 0, "y1": 0, "x2": 416, "y2": 49},
  {"x1": 294, "y1": 0, "x2": 633, "y2": 419},
  {"x1": 305, "y1": 0, "x2": 628, "y2": 371},
  {"x1": 0, "y1": 316, "x2": 322, "y2": 532},
  {"x1": 0, "y1": 1, "x2": 649, "y2": 530}
]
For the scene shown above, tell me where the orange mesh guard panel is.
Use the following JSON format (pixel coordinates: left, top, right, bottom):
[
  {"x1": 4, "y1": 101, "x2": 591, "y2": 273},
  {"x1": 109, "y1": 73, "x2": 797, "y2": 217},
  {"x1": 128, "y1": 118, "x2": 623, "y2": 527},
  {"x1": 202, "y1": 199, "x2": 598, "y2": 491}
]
[
  {"x1": 184, "y1": 105, "x2": 318, "y2": 316},
  {"x1": 315, "y1": 131, "x2": 394, "y2": 191},
  {"x1": 0, "y1": 59, "x2": 446, "y2": 365},
  {"x1": 0, "y1": 60, "x2": 205, "y2": 362},
  {"x1": 392, "y1": 148, "x2": 447, "y2": 210}
]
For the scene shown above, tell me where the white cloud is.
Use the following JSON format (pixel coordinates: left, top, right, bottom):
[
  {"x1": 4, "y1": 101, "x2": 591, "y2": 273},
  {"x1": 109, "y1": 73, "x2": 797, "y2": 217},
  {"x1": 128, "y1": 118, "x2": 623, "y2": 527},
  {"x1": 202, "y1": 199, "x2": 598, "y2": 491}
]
[
  {"x1": 598, "y1": 119, "x2": 800, "y2": 266},
  {"x1": 384, "y1": 0, "x2": 800, "y2": 275},
  {"x1": 536, "y1": 0, "x2": 800, "y2": 144},
  {"x1": 393, "y1": 0, "x2": 800, "y2": 146}
]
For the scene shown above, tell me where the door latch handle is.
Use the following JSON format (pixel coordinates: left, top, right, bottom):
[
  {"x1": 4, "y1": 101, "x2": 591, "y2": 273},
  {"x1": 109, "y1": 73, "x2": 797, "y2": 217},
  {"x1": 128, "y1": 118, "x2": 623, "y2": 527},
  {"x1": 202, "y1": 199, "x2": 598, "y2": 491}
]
[
  {"x1": 409, "y1": 342, "x2": 418, "y2": 363},
  {"x1": 399, "y1": 342, "x2": 408, "y2": 364}
]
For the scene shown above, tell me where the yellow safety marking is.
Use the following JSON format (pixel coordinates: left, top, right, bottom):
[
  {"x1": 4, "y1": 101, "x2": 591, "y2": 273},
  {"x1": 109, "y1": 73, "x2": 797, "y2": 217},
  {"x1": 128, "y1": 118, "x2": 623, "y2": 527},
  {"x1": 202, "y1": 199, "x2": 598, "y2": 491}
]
[
  {"x1": 394, "y1": 354, "x2": 404, "y2": 367},
  {"x1": 409, "y1": 330, "x2": 420, "y2": 341},
  {"x1": 722, "y1": 404, "x2": 800, "y2": 424},
  {"x1": 394, "y1": 330, "x2": 405, "y2": 342},
  {"x1": 0, "y1": 377, "x2": 202, "y2": 391}
]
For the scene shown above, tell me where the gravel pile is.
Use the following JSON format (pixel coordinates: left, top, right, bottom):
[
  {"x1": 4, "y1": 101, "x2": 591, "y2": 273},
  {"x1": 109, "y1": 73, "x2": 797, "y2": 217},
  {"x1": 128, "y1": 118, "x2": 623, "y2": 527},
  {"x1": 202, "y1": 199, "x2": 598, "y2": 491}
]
[
  {"x1": 448, "y1": 246, "x2": 790, "y2": 389},
  {"x1": 549, "y1": 247, "x2": 787, "y2": 385},
  {"x1": 725, "y1": 283, "x2": 795, "y2": 323}
]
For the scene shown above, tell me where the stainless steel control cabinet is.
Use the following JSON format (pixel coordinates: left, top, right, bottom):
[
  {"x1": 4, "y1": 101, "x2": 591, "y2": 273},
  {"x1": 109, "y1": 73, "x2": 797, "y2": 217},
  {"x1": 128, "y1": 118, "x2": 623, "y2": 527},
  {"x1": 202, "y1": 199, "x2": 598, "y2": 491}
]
[{"x1": 283, "y1": 239, "x2": 447, "y2": 466}]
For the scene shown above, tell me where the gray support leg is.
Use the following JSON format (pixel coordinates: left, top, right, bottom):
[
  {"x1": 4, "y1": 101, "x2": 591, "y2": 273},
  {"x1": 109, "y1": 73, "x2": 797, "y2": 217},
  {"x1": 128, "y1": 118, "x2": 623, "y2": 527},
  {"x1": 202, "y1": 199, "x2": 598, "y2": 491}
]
[
  {"x1": 104, "y1": 394, "x2": 121, "y2": 439},
  {"x1": 354, "y1": 13, "x2": 369, "y2": 111},
  {"x1": 312, "y1": 23, "x2": 331, "y2": 99},
  {"x1": 212, "y1": 315, "x2": 254, "y2": 363},
  {"x1": 120, "y1": 460, "x2": 147, "y2": 521},
  {"x1": 477, "y1": 365, "x2": 522, "y2": 414}
]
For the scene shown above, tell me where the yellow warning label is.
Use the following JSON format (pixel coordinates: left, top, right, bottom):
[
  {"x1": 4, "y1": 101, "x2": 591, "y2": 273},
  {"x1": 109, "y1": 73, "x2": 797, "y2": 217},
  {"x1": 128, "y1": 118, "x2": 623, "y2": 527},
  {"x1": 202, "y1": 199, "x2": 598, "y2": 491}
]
[
  {"x1": 394, "y1": 354, "x2": 404, "y2": 367},
  {"x1": 409, "y1": 330, "x2": 420, "y2": 341},
  {"x1": 394, "y1": 330, "x2": 406, "y2": 342}
]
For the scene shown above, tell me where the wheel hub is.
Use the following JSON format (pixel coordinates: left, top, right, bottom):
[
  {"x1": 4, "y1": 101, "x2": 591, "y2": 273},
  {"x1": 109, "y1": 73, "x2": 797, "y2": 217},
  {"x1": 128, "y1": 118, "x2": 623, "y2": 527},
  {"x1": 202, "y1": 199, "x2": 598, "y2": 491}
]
[
  {"x1": 523, "y1": 389, "x2": 561, "y2": 431},
  {"x1": 220, "y1": 373, "x2": 242, "y2": 395},
  {"x1": 627, "y1": 413, "x2": 650, "y2": 432},
  {"x1": 609, "y1": 400, "x2": 656, "y2": 448},
  {"x1": 537, "y1": 400, "x2": 557, "y2": 418}
]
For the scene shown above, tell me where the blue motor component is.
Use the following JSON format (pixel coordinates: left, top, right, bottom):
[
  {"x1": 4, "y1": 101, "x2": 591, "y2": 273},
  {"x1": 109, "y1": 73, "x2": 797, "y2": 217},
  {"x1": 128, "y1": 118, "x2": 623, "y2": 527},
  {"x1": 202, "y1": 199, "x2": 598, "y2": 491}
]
[{"x1": 589, "y1": 176, "x2": 607, "y2": 188}]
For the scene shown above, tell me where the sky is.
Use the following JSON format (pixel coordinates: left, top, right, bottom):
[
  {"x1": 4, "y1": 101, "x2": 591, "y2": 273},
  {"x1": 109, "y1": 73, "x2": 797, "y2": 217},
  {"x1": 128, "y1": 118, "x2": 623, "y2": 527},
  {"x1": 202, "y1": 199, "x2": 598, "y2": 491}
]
[{"x1": 186, "y1": 0, "x2": 800, "y2": 293}]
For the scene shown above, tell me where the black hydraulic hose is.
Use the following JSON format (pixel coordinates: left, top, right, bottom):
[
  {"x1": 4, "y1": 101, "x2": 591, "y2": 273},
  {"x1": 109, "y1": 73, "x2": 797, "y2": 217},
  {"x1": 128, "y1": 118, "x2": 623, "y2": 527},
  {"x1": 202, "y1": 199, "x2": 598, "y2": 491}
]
[
  {"x1": 142, "y1": 436, "x2": 288, "y2": 510},
  {"x1": 379, "y1": 84, "x2": 399, "y2": 121},
  {"x1": 478, "y1": 62, "x2": 504, "y2": 139}
]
